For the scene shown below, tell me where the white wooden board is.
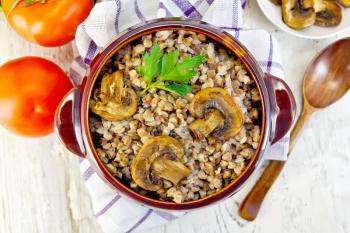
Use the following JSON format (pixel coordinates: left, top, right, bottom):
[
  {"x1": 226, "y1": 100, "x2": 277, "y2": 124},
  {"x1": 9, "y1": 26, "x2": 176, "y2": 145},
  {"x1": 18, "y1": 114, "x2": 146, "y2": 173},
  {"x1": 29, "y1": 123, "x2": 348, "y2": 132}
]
[{"x1": 1, "y1": 2, "x2": 350, "y2": 233}]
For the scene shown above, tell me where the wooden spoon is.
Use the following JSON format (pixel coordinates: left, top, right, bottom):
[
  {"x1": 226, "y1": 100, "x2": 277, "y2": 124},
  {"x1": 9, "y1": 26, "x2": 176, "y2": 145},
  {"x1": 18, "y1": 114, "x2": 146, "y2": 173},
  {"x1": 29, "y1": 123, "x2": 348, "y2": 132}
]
[{"x1": 239, "y1": 38, "x2": 350, "y2": 221}]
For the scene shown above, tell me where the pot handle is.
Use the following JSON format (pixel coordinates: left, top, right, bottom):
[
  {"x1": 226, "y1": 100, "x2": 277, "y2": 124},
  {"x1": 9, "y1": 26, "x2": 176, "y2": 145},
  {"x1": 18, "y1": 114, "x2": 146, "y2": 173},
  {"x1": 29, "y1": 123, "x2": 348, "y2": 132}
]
[
  {"x1": 55, "y1": 87, "x2": 86, "y2": 157},
  {"x1": 264, "y1": 73, "x2": 297, "y2": 144}
]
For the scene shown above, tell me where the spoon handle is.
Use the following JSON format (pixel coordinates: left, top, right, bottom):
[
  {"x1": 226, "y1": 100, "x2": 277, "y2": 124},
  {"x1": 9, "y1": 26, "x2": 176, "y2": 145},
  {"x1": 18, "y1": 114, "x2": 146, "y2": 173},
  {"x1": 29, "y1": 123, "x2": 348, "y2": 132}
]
[
  {"x1": 238, "y1": 105, "x2": 314, "y2": 221},
  {"x1": 289, "y1": 105, "x2": 314, "y2": 150}
]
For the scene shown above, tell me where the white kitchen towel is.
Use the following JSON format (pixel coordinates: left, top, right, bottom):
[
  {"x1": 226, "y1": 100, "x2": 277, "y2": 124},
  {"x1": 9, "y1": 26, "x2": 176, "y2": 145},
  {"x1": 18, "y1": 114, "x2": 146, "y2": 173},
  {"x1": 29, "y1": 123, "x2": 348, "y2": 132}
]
[{"x1": 70, "y1": 1, "x2": 289, "y2": 233}]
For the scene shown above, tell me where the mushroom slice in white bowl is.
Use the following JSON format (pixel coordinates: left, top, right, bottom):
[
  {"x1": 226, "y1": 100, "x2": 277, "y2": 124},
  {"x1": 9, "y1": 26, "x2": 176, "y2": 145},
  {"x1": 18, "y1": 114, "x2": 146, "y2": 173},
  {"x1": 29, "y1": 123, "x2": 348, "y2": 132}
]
[{"x1": 257, "y1": 0, "x2": 350, "y2": 39}]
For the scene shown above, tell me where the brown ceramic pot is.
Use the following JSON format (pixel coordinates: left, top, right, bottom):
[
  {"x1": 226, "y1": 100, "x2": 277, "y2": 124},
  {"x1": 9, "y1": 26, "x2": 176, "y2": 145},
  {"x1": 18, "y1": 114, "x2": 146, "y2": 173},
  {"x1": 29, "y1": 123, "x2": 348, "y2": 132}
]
[{"x1": 55, "y1": 18, "x2": 296, "y2": 211}]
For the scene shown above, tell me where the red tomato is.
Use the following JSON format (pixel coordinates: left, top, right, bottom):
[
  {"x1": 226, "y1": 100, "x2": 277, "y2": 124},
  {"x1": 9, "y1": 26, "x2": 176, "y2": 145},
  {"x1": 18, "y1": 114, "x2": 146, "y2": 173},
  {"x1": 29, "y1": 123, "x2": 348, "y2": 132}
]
[
  {"x1": 0, "y1": 57, "x2": 73, "y2": 137},
  {"x1": 2, "y1": 0, "x2": 93, "y2": 47}
]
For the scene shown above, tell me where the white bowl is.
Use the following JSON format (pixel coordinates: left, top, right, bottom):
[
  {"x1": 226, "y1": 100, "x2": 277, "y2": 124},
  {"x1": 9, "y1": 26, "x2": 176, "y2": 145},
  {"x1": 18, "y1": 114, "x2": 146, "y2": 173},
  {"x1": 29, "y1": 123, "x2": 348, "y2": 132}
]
[{"x1": 257, "y1": 0, "x2": 350, "y2": 39}]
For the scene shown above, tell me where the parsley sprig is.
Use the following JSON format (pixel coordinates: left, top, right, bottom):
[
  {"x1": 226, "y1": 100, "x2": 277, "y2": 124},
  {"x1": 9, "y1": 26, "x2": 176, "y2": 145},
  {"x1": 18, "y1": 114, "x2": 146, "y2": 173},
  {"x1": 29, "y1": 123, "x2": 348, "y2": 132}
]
[{"x1": 138, "y1": 44, "x2": 205, "y2": 97}]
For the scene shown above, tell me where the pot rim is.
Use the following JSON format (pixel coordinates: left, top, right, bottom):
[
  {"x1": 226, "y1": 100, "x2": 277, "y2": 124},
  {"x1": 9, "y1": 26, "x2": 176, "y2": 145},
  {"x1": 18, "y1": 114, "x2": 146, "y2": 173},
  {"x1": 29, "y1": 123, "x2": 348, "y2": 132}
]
[{"x1": 80, "y1": 18, "x2": 271, "y2": 210}]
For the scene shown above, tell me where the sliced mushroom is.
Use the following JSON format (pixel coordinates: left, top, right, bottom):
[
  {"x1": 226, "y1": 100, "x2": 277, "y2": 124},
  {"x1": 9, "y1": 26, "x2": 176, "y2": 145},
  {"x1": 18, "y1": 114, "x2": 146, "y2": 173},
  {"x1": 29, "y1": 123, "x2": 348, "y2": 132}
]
[
  {"x1": 152, "y1": 157, "x2": 191, "y2": 185},
  {"x1": 299, "y1": 0, "x2": 314, "y2": 9},
  {"x1": 282, "y1": 0, "x2": 316, "y2": 30},
  {"x1": 131, "y1": 136, "x2": 191, "y2": 191},
  {"x1": 339, "y1": 0, "x2": 350, "y2": 7},
  {"x1": 189, "y1": 110, "x2": 225, "y2": 140},
  {"x1": 90, "y1": 71, "x2": 137, "y2": 121},
  {"x1": 271, "y1": 0, "x2": 282, "y2": 5},
  {"x1": 189, "y1": 88, "x2": 244, "y2": 141},
  {"x1": 314, "y1": 0, "x2": 342, "y2": 27}
]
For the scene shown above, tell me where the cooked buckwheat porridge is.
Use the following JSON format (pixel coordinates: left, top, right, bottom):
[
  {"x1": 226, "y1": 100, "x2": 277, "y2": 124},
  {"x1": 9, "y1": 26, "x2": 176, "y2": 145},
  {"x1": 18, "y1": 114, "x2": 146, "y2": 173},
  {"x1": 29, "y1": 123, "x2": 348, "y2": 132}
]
[{"x1": 89, "y1": 30, "x2": 262, "y2": 203}]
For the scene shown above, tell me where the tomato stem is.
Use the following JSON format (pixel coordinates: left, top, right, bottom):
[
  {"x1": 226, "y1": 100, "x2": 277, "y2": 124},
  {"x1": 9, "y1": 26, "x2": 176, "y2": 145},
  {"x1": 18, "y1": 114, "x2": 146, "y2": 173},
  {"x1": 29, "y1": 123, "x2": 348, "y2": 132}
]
[
  {"x1": 7, "y1": 0, "x2": 47, "y2": 17},
  {"x1": 21, "y1": 0, "x2": 47, "y2": 7}
]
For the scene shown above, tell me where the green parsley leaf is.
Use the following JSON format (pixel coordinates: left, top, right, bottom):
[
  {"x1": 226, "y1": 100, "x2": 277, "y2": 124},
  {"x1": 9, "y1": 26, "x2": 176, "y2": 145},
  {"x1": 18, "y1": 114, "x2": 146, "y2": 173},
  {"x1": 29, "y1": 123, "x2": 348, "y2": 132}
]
[
  {"x1": 159, "y1": 54, "x2": 205, "y2": 84},
  {"x1": 160, "y1": 49, "x2": 179, "y2": 76},
  {"x1": 137, "y1": 66, "x2": 145, "y2": 76},
  {"x1": 139, "y1": 44, "x2": 162, "y2": 85},
  {"x1": 138, "y1": 44, "x2": 205, "y2": 96},
  {"x1": 155, "y1": 84, "x2": 193, "y2": 97}
]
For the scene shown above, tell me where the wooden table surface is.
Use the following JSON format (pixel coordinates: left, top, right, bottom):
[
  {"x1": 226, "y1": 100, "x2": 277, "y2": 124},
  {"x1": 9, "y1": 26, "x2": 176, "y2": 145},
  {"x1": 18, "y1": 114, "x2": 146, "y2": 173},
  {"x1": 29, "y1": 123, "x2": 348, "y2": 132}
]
[{"x1": 1, "y1": 2, "x2": 350, "y2": 233}]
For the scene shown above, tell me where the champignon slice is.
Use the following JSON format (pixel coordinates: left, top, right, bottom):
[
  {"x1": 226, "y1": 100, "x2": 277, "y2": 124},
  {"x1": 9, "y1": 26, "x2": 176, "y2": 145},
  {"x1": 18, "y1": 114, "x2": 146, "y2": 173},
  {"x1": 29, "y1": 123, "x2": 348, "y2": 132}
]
[
  {"x1": 314, "y1": 0, "x2": 342, "y2": 27},
  {"x1": 152, "y1": 157, "x2": 191, "y2": 185},
  {"x1": 339, "y1": 0, "x2": 350, "y2": 7},
  {"x1": 282, "y1": 0, "x2": 316, "y2": 30},
  {"x1": 271, "y1": 0, "x2": 313, "y2": 8},
  {"x1": 90, "y1": 71, "x2": 137, "y2": 121},
  {"x1": 189, "y1": 110, "x2": 225, "y2": 140},
  {"x1": 131, "y1": 136, "x2": 191, "y2": 191},
  {"x1": 299, "y1": 0, "x2": 314, "y2": 9},
  {"x1": 271, "y1": 0, "x2": 282, "y2": 5},
  {"x1": 189, "y1": 88, "x2": 244, "y2": 141}
]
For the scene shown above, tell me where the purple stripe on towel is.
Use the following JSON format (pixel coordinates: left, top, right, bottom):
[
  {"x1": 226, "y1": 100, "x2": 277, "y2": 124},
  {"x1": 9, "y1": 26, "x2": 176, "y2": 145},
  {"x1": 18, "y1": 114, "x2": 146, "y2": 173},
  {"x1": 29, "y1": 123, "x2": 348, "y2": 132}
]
[
  {"x1": 126, "y1": 209, "x2": 153, "y2": 233},
  {"x1": 69, "y1": 68, "x2": 84, "y2": 86},
  {"x1": 172, "y1": 0, "x2": 202, "y2": 19},
  {"x1": 134, "y1": 0, "x2": 146, "y2": 21},
  {"x1": 241, "y1": 0, "x2": 247, "y2": 9},
  {"x1": 206, "y1": 0, "x2": 214, "y2": 4},
  {"x1": 96, "y1": 194, "x2": 121, "y2": 217},
  {"x1": 194, "y1": 0, "x2": 205, "y2": 8},
  {"x1": 231, "y1": 28, "x2": 240, "y2": 39},
  {"x1": 114, "y1": 0, "x2": 122, "y2": 34},
  {"x1": 83, "y1": 166, "x2": 95, "y2": 181},
  {"x1": 232, "y1": 0, "x2": 239, "y2": 28},
  {"x1": 159, "y1": 2, "x2": 173, "y2": 17},
  {"x1": 76, "y1": 56, "x2": 88, "y2": 68},
  {"x1": 79, "y1": 157, "x2": 85, "y2": 164},
  {"x1": 267, "y1": 34, "x2": 274, "y2": 73},
  {"x1": 154, "y1": 210, "x2": 177, "y2": 221},
  {"x1": 84, "y1": 41, "x2": 97, "y2": 65},
  {"x1": 258, "y1": 60, "x2": 283, "y2": 72}
]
